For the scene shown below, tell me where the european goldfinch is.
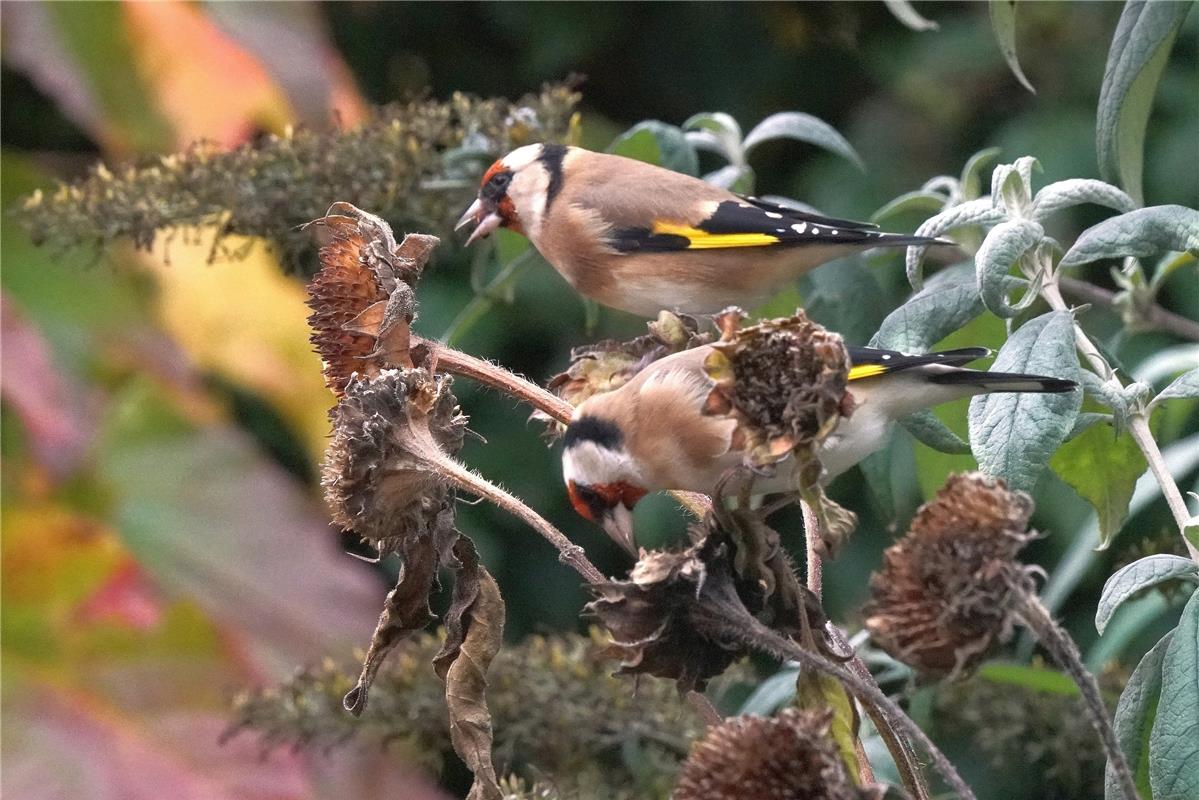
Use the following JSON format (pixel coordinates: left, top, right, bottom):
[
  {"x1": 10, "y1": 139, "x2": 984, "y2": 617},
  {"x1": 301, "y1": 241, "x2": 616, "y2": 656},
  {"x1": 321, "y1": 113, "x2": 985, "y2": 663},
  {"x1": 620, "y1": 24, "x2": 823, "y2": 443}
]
[
  {"x1": 561, "y1": 345, "x2": 1076, "y2": 551},
  {"x1": 456, "y1": 144, "x2": 951, "y2": 317}
]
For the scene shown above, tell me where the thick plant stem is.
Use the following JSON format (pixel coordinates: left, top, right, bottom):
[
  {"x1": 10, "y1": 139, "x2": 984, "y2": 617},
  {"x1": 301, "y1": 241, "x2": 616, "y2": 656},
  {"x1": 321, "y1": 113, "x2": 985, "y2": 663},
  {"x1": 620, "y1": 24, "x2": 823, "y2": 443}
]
[
  {"x1": 1058, "y1": 275, "x2": 1199, "y2": 342},
  {"x1": 828, "y1": 626, "x2": 931, "y2": 800},
  {"x1": 716, "y1": 613, "x2": 977, "y2": 800},
  {"x1": 1041, "y1": 279, "x2": 1199, "y2": 561},
  {"x1": 434, "y1": 454, "x2": 605, "y2": 585},
  {"x1": 1015, "y1": 592, "x2": 1140, "y2": 800}
]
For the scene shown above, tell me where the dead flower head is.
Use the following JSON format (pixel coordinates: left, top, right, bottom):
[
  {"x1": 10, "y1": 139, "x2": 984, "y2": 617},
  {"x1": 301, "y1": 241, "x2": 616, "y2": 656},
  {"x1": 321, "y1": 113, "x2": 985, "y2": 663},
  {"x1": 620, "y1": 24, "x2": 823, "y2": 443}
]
[
  {"x1": 548, "y1": 311, "x2": 712, "y2": 410},
  {"x1": 674, "y1": 708, "x2": 884, "y2": 800},
  {"x1": 305, "y1": 203, "x2": 439, "y2": 394},
  {"x1": 322, "y1": 367, "x2": 466, "y2": 555},
  {"x1": 703, "y1": 308, "x2": 851, "y2": 470},
  {"x1": 864, "y1": 472, "x2": 1038, "y2": 678}
]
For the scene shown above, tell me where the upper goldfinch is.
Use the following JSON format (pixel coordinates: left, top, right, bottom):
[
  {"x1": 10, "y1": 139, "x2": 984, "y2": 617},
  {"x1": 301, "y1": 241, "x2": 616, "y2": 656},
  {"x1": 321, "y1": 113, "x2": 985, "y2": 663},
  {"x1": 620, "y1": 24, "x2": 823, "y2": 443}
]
[
  {"x1": 456, "y1": 144, "x2": 951, "y2": 316},
  {"x1": 560, "y1": 345, "x2": 1076, "y2": 551}
]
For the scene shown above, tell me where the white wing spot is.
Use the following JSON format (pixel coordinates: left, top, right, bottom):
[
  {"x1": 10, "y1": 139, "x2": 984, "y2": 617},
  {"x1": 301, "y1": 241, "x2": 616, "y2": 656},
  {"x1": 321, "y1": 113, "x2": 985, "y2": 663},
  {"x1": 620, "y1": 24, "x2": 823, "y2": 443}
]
[
  {"x1": 881, "y1": 354, "x2": 891, "y2": 360},
  {"x1": 765, "y1": 211, "x2": 782, "y2": 219},
  {"x1": 792, "y1": 223, "x2": 807, "y2": 234},
  {"x1": 776, "y1": 228, "x2": 786, "y2": 233},
  {"x1": 831, "y1": 229, "x2": 839, "y2": 235}
]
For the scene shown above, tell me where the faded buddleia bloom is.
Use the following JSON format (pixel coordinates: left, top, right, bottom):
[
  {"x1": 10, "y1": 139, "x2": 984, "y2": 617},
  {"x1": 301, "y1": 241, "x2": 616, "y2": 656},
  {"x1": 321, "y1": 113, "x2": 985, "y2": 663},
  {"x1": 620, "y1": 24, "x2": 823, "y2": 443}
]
[
  {"x1": 864, "y1": 472, "x2": 1037, "y2": 677},
  {"x1": 673, "y1": 708, "x2": 884, "y2": 800}
]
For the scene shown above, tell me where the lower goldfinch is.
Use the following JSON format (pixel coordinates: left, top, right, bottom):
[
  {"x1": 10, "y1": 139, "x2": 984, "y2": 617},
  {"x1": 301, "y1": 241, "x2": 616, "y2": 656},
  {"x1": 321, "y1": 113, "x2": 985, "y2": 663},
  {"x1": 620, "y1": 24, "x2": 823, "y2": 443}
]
[
  {"x1": 561, "y1": 345, "x2": 1076, "y2": 551},
  {"x1": 456, "y1": 144, "x2": 952, "y2": 317}
]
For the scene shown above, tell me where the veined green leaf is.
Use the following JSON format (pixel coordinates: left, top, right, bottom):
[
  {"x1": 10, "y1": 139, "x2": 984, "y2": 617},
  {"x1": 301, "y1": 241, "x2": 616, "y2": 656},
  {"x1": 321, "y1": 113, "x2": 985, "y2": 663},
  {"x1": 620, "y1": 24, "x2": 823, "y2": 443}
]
[
  {"x1": 1061, "y1": 206, "x2": 1199, "y2": 268},
  {"x1": 800, "y1": 257, "x2": 885, "y2": 345},
  {"x1": 608, "y1": 121, "x2": 699, "y2": 175},
  {"x1": 974, "y1": 218, "x2": 1043, "y2": 318},
  {"x1": 1032, "y1": 179, "x2": 1138, "y2": 222},
  {"x1": 961, "y1": 147, "x2": 1004, "y2": 201},
  {"x1": 978, "y1": 662, "x2": 1079, "y2": 696},
  {"x1": 899, "y1": 409, "x2": 972, "y2": 455},
  {"x1": 682, "y1": 111, "x2": 743, "y2": 164},
  {"x1": 796, "y1": 670, "x2": 860, "y2": 783},
  {"x1": 738, "y1": 667, "x2": 800, "y2": 716},
  {"x1": 1108, "y1": 630, "x2": 1173, "y2": 799},
  {"x1": 1149, "y1": 587, "x2": 1199, "y2": 799},
  {"x1": 989, "y1": 0, "x2": 1036, "y2": 93},
  {"x1": 872, "y1": 263, "x2": 987, "y2": 352},
  {"x1": 1097, "y1": 555, "x2": 1198, "y2": 635},
  {"x1": 1050, "y1": 415, "x2": 1148, "y2": 549},
  {"x1": 871, "y1": 190, "x2": 948, "y2": 225},
  {"x1": 743, "y1": 111, "x2": 864, "y2": 171},
  {"x1": 968, "y1": 311, "x2": 1081, "y2": 491},
  {"x1": 1096, "y1": 0, "x2": 1193, "y2": 204}
]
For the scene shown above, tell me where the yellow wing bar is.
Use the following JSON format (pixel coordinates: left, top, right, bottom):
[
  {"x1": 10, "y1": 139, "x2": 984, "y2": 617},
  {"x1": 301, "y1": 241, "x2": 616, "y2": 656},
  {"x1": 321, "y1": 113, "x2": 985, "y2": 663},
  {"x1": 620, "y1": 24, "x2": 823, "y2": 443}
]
[
  {"x1": 651, "y1": 221, "x2": 780, "y2": 249},
  {"x1": 848, "y1": 364, "x2": 888, "y2": 381}
]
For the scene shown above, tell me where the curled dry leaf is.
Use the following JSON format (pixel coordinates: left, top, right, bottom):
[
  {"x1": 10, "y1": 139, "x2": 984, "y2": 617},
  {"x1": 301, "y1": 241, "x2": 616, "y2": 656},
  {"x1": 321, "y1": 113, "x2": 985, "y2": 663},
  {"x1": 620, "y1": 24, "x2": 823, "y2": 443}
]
[
  {"x1": 588, "y1": 508, "x2": 831, "y2": 693},
  {"x1": 305, "y1": 203, "x2": 440, "y2": 394},
  {"x1": 673, "y1": 708, "x2": 885, "y2": 800},
  {"x1": 547, "y1": 310, "x2": 712, "y2": 412},
  {"x1": 864, "y1": 472, "x2": 1038, "y2": 678},
  {"x1": 436, "y1": 537, "x2": 506, "y2": 800}
]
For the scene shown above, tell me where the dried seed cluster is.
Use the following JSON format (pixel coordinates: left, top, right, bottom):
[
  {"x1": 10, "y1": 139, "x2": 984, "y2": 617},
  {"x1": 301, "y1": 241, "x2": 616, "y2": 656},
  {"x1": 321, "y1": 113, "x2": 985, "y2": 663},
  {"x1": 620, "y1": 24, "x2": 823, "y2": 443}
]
[
  {"x1": 704, "y1": 309, "x2": 851, "y2": 468},
  {"x1": 674, "y1": 708, "x2": 883, "y2": 800},
  {"x1": 865, "y1": 472, "x2": 1038, "y2": 677}
]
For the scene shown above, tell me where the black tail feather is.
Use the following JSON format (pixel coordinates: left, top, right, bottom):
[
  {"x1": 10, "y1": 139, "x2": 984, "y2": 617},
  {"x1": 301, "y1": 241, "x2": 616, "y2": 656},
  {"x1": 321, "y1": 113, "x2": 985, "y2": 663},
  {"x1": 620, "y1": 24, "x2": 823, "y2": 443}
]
[{"x1": 928, "y1": 371, "x2": 1077, "y2": 393}]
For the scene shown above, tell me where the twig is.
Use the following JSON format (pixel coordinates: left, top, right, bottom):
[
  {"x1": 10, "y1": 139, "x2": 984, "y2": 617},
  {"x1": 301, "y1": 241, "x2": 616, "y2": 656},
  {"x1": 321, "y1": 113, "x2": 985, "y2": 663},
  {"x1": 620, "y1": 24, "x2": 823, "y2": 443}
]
[
  {"x1": 1058, "y1": 275, "x2": 1199, "y2": 342},
  {"x1": 1041, "y1": 279, "x2": 1199, "y2": 561},
  {"x1": 1015, "y1": 592, "x2": 1139, "y2": 800}
]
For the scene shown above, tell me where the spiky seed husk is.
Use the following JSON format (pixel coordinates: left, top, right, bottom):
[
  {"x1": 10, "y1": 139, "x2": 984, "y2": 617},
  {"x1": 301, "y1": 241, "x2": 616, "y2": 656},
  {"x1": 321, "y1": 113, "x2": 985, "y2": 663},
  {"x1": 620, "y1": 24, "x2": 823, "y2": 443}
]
[
  {"x1": 673, "y1": 708, "x2": 883, "y2": 800},
  {"x1": 703, "y1": 309, "x2": 851, "y2": 470},
  {"x1": 864, "y1": 472, "x2": 1038, "y2": 677},
  {"x1": 547, "y1": 311, "x2": 712, "y2": 412},
  {"x1": 321, "y1": 368, "x2": 466, "y2": 554}
]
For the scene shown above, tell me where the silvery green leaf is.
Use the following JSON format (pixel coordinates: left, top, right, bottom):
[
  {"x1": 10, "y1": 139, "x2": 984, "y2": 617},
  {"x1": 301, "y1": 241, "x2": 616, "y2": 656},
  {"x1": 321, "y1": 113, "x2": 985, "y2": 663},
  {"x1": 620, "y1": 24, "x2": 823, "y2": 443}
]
[
  {"x1": 989, "y1": 0, "x2": 1036, "y2": 93},
  {"x1": 1150, "y1": 367, "x2": 1199, "y2": 410},
  {"x1": 1097, "y1": 0, "x2": 1193, "y2": 205},
  {"x1": 960, "y1": 147, "x2": 1003, "y2": 200},
  {"x1": 883, "y1": 0, "x2": 939, "y2": 31},
  {"x1": 1133, "y1": 343, "x2": 1199, "y2": 385},
  {"x1": 968, "y1": 310, "x2": 1081, "y2": 491},
  {"x1": 1031, "y1": 179, "x2": 1138, "y2": 222},
  {"x1": 907, "y1": 198, "x2": 1006, "y2": 288},
  {"x1": 743, "y1": 112, "x2": 865, "y2": 171},
  {"x1": 1097, "y1": 555, "x2": 1199, "y2": 635},
  {"x1": 871, "y1": 190, "x2": 948, "y2": 225},
  {"x1": 975, "y1": 218, "x2": 1044, "y2": 317},
  {"x1": 704, "y1": 164, "x2": 755, "y2": 194},
  {"x1": 801, "y1": 256, "x2": 886, "y2": 345},
  {"x1": 607, "y1": 121, "x2": 699, "y2": 175},
  {"x1": 899, "y1": 409, "x2": 972, "y2": 454},
  {"x1": 1061, "y1": 205, "x2": 1199, "y2": 268},
  {"x1": 1149, "y1": 587, "x2": 1199, "y2": 800},
  {"x1": 683, "y1": 112, "x2": 744, "y2": 164},
  {"x1": 872, "y1": 263, "x2": 991, "y2": 352},
  {"x1": 738, "y1": 667, "x2": 800, "y2": 715},
  {"x1": 990, "y1": 156, "x2": 1040, "y2": 215},
  {"x1": 1107, "y1": 630, "x2": 1173, "y2": 799}
]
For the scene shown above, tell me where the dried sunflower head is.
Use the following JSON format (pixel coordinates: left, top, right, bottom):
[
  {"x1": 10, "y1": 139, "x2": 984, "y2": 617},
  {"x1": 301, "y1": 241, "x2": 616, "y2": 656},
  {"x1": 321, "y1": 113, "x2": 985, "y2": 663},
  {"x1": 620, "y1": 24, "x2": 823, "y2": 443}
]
[
  {"x1": 673, "y1": 708, "x2": 884, "y2": 800},
  {"x1": 305, "y1": 204, "x2": 439, "y2": 394},
  {"x1": 321, "y1": 367, "x2": 466, "y2": 555},
  {"x1": 548, "y1": 311, "x2": 712, "y2": 411},
  {"x1": 864, "y1": 472, "x2": 1038, "y2": 678},
  {"x1": 703, "y1": 308, "x2": 851, "y2": 471}
]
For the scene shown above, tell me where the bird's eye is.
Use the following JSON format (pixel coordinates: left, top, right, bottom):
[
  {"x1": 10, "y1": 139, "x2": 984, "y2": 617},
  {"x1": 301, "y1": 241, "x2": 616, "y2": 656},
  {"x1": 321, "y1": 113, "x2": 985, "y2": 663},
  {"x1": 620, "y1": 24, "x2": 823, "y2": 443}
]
[{"x1": 488, "y1": 172, "x2": 511, "y2": 189}]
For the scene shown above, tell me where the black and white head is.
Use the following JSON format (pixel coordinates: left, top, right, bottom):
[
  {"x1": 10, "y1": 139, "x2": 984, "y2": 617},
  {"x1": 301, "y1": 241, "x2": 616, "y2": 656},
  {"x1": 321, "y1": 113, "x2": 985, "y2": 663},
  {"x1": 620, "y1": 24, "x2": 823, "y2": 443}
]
[
  {"x1": 455, "y1": 143, "x2": 568, "y2": 245},
  {"x1": 561, "y1": 414, "x2": 647, "y2": 555}
]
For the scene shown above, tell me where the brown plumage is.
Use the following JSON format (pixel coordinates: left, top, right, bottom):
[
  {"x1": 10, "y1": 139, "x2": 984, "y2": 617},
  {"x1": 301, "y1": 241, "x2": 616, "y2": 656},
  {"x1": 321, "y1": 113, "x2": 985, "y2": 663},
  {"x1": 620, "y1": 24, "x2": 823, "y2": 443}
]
[{"x1": 458, "y1": 144, "x2": 948, "y2": 316}]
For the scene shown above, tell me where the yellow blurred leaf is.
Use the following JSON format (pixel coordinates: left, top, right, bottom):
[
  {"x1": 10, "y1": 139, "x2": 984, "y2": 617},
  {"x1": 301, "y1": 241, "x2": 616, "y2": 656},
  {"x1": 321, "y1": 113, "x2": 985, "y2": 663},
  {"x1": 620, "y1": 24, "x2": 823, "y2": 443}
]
[{"x1": 138, "y1": 231, "x2": 332, "y2": 463}]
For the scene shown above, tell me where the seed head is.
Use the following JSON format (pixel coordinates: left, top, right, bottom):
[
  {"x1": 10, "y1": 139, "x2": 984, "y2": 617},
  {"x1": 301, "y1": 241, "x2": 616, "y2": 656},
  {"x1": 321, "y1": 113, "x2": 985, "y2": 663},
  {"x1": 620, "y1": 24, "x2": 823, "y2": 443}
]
[{"x1": 864, "y1": 472, "x2": 1038, "y2": 677}]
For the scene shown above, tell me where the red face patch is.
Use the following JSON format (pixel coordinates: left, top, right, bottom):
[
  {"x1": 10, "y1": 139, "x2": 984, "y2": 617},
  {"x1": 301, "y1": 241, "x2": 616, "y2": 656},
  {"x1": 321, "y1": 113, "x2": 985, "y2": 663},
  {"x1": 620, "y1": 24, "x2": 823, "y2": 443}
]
[{"x1": 566, "y1": 480, "x2": 647, "y2": 523}]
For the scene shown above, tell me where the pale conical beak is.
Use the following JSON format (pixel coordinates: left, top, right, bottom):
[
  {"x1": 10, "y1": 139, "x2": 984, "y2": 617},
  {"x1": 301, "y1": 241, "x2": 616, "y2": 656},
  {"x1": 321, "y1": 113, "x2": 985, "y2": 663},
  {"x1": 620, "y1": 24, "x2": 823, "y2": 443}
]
[
  {"x1": 456, "y1": 198, "x2": 503, "y2": 246},
  {"x1": 601, "y1": 505, "x2": 638, "y2": 557}
]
